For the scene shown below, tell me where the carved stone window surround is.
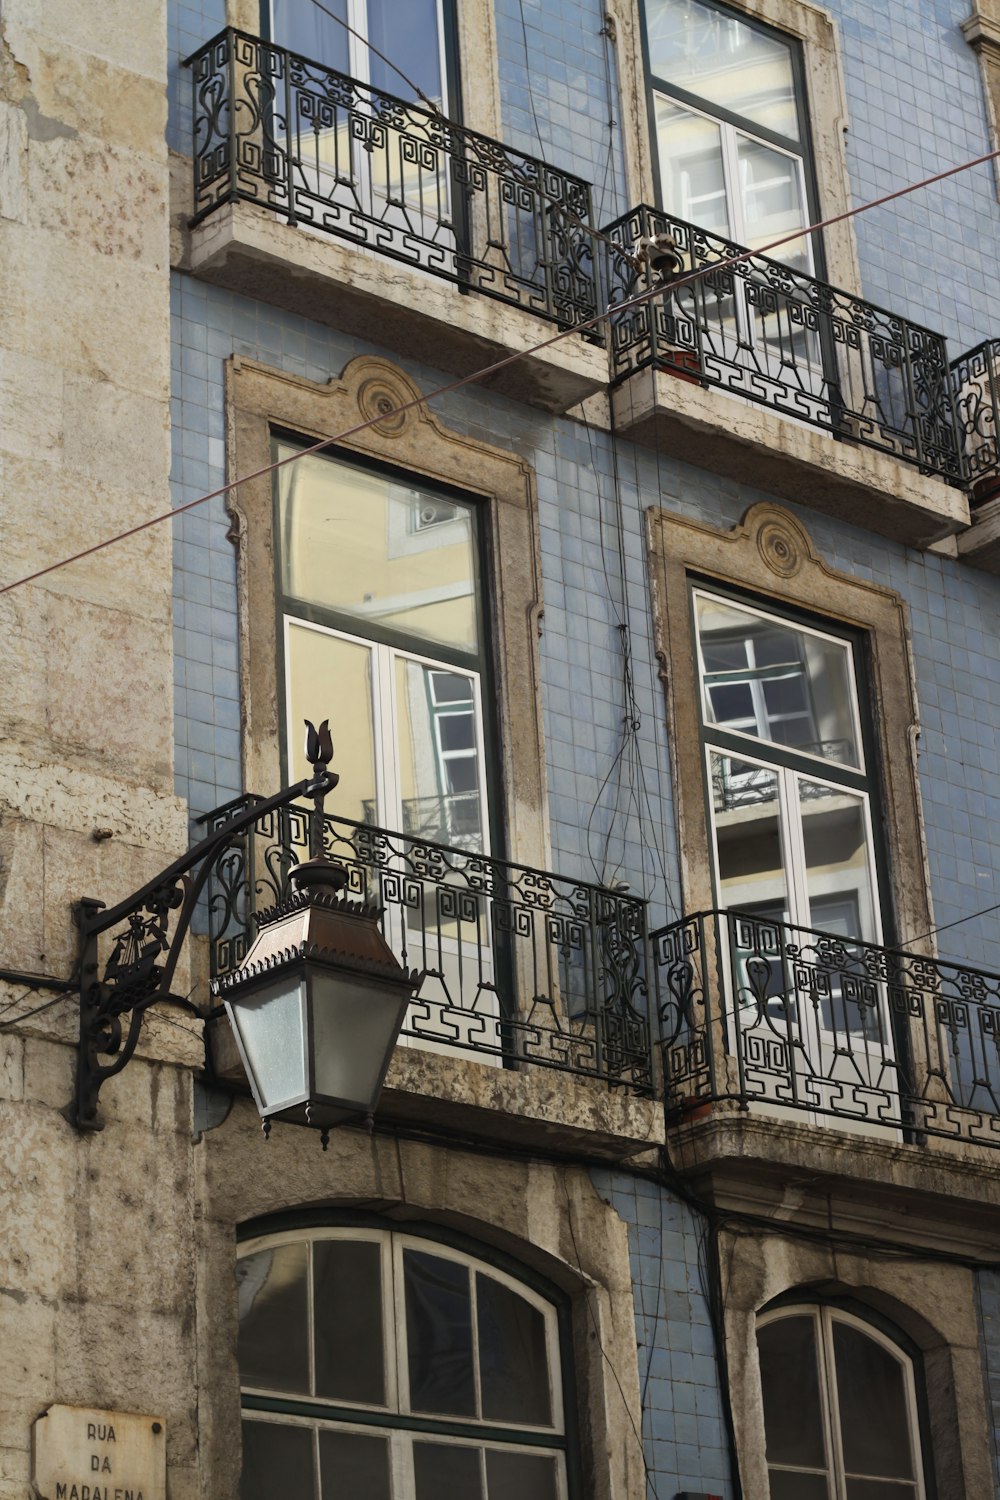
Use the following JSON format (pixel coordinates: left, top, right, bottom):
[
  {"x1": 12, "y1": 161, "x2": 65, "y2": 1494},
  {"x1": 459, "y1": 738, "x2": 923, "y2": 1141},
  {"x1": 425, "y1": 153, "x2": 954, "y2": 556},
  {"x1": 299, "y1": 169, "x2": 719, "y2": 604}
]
[{"x1": 646, "y1": 501, "x2": 933, "y2": 945}]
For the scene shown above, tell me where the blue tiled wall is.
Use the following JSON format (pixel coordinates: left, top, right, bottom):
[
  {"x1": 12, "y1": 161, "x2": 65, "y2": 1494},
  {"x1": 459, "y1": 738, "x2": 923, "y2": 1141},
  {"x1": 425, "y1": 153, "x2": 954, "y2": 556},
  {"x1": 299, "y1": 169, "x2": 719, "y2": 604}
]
[
  {"x1": 591, "y1": 1171, "x2": 733, "y2": 1498},
  {"x1": 493, "y1": 0, "x2": 626, "y2": 222},
  {"x1": 170, "y1": 269, "x2": 1000, "y2": 965},
  {"x1": 831, "y1": 0, "x2": 1000, "y2": 350}
]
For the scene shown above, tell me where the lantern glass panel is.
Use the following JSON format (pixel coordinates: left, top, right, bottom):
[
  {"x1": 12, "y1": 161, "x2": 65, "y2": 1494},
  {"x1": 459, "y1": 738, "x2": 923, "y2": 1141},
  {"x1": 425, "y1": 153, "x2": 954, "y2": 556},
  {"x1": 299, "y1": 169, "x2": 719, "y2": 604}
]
[
  {"x1": 228, "y1": 976, "x2": 307, "y2": 1109},
  {"x1": 309, "y1": 971, "x2": 409, "y2": 1110}
]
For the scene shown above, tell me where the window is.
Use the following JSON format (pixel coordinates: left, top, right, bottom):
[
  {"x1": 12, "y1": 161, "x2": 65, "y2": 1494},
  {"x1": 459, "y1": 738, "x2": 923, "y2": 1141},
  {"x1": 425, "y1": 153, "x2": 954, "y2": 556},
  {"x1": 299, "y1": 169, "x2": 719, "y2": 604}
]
[
  {"x1": 695, "y1": 588, "x2": 881, "y2": 950},
  {"x1": 236, "y1": 1227, "x2": 569, "y2": 1500},
  {"x1": 641, "y1": 0, "x2": 814, "y2": 272},
  {"x1": 229, "y1": 353, "x2": 548, "y2": 884},
  {"x1": 276, "y1": 439, "x2": 492, "y2": 855},
  {"x1": 695, "y1": 587, "x2": 894, "y2": 1089},
  {"x1": 756, "y1": 1305, "x2": 928, "y2": 1499},
  {"x1": 646, "y1": 505, "x2": 938, "y2": 1121}
]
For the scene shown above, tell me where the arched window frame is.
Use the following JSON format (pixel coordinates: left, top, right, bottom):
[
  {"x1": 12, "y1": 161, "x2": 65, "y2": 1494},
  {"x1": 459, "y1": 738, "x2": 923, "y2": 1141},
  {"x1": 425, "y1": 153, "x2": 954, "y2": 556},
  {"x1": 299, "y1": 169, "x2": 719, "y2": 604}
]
[
  {"x1": 234, "y1": 1213, "x2": 581, "y2": 1500},
  {"x1": 756, "y1": 1299, "x2": 935, "y2": 1500}
]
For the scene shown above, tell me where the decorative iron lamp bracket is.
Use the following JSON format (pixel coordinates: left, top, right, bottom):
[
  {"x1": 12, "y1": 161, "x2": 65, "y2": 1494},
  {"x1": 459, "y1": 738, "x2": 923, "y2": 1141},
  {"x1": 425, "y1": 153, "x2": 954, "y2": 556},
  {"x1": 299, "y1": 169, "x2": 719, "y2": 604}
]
[{"x1": 73, "y1": 727, "x2": 337, "y2": 1132}]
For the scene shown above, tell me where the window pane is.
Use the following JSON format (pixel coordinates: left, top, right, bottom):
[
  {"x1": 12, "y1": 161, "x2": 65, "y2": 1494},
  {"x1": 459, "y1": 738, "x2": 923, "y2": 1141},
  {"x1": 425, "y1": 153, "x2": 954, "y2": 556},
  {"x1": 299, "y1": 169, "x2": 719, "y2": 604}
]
[
  {"x1": 799, "y1": 790, "x2": 877, "y2": 945},
  {"x1": 241, "y1": 1421, "x2": 314, "y2": 1500},
  {"x1": 404, "y1": 1250, "x2": 476, "y2": 1416},
  {"x1": 319, "y1": 1429, "x2": 392, "y2": 1500},
  {"x1": 413, "y1": 1441, "x2": 484, "y2": 1500},
  {"x1": 367, "y1": 0, "x2": 443, "y2": 106},
  {"x1": 238, "y1": 1244, "x2": 310, "y2": 1394},
  {"x1": 477, "y1": 1275, "x2": 552, "y2": 1426},
  {"x1": 757, "y1": 1316, "x2": 827, "y2": 1470},
  {"x1": 286, "y1": 623, "x2": 378, "y2": 827},
  {"x1": 655, "y1": 96, "x2": 730, "y2": 235},
  {"x1": 737, "y1": 135, "x2": 809, "y2": 269},
  {"x1": 645, "y1": 0, "x2": 801, "y2": 140},
  {"x1": 834, "y1": 1321, "x2": 915, "y2": 1479},
  {"x1": 278, "y1": 447, "x2": 479, "y2": 655},
  {"x1": 272, "y1": 0, "x2": 349, "y2": 71},
  {"x1": 313, "y1": 1239, "x2": 385, "y2": 1405},
  {"x1": 768, "y1": 1472, "x2": 829, "y2": 1500},
  {"x1": 486, "y1": 1449, "x2": 560, "y2": 1500},
  {"x1": 396, "y1": 658, "x2": 484, "y2": 850},
  {"x1": 696, "y1": 595, "x2": 860, "y2": 768},
  {"x1": 711, "y1": 752, "x2": 788, "y2": 910}
]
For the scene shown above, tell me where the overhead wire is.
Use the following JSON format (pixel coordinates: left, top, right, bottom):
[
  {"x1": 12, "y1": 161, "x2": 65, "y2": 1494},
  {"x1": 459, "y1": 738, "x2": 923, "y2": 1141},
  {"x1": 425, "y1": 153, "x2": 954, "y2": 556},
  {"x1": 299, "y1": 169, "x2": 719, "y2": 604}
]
[{"x1": 0, "y1": 991, "x2": 72, "y2": 1032}]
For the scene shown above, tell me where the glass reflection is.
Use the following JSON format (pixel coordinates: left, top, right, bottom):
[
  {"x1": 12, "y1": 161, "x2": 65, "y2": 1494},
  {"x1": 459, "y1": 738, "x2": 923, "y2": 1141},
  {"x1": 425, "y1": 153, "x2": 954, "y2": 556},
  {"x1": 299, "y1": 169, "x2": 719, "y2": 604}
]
[
  {"x1": 655, "y1": 98, "x2": 729, "y2": 235},
  {"x1": 395, "y1": 659, "x2": 483, "y2": 851},
  {"x1": 278, "y1": 445, "x2": 479, "y2": 655},
  {"x1": 711, "y1": 750, "x2": 786, "y2": 903},
  {"x1": 237, "y1": 1244, "x2": 310, "y2": 1394},
  {"x1": 404, "y1": 1250, "x2": 476, "y2": 1416},
  {"x1": 696, "y1": 594, "x2": 860, "y2": 768},
  {"x1": 645, "y1": 0, "x2": 800, "y2": 141},
  {"x1": 799, "y1": 784, "x2": 881, "y2": 1038},
  {"x1": 286, "y1": 623, "x2": 378, "y2": 827}
]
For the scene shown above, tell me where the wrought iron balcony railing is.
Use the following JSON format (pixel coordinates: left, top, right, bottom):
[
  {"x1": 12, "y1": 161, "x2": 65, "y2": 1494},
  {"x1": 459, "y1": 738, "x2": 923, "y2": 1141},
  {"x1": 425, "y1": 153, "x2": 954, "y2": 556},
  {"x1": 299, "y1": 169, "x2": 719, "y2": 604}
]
[
  {"x1": 206, "y1": 799, "x2": 654, "y2": 1093},
  {"x1": 654, "y1": 908, "x2": 1000, "y2": 1147},
  {"x1": 951, "y1": 338, "x2": 1000, "y2": 503},
  {"x1": 604, "y1": 205, "x2": 964, "y2": 486},
  {"x1": 186, "y1": 29, "x2": 600, "y2": 330}
]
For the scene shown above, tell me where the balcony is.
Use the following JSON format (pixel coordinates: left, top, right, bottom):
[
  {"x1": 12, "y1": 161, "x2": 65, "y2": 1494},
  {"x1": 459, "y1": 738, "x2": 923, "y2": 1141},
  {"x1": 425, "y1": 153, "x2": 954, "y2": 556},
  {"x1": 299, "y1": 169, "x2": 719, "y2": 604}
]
[
  {"x1": 204, "y1": 799, "x2": 658, "y2": 1155},
  {"x1": 603, "y1": 206, "x2": 969, "y2": 547},
  {"x1": 952, "y1": 338, "x2": 1000, "y2": 571},
  {"x1": 654, "y1": 908, "x2": 1000, "y2": 1151},
  {"x1": 180, "y1": 29, "x2": 607, "y2": 411}
]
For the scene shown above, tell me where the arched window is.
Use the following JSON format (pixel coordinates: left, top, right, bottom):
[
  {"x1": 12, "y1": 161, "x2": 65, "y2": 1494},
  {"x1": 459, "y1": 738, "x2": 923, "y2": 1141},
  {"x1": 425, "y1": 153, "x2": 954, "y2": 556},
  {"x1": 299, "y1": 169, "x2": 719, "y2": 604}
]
[
  {"x1": 236, "y1": 1225, "x2": 569, "y2": 1499},
  {"x1": 756, "y1": 1304, "x2": 929, "y2": 1499}
]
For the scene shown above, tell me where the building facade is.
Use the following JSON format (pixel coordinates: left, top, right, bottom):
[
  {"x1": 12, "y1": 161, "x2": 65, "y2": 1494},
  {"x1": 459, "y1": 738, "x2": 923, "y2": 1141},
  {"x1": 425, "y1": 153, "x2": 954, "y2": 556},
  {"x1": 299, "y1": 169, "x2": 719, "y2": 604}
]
[{"x1": 4, "y1": 0, "x2": 1000, "y2": 1496}]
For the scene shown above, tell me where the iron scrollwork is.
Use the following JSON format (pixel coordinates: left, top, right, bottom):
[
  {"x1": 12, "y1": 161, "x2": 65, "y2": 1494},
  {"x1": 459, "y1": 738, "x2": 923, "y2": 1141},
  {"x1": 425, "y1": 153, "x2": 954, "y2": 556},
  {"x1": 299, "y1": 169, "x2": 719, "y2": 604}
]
[{"x1": 74, "y1": 757, "x2": 335, "y2": 1132}]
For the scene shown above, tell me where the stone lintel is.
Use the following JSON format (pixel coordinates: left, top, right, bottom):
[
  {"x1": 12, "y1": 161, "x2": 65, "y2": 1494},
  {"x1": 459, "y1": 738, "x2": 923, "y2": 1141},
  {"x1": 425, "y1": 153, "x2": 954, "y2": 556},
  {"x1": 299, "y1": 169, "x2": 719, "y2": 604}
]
[{"x1": 613, "y1": 370, "x2": 970, "y2": 548}]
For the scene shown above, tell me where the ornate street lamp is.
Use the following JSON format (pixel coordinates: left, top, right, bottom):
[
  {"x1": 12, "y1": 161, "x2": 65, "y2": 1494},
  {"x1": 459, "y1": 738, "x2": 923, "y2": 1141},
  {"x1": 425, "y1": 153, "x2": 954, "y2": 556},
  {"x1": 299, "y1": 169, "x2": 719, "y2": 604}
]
[
  {"x1": 211, "y1": 720, "x2": 420, "y2": 1144},
  {"x1": 73, "y1": 718, "x2": 419, "y2": 1142}
]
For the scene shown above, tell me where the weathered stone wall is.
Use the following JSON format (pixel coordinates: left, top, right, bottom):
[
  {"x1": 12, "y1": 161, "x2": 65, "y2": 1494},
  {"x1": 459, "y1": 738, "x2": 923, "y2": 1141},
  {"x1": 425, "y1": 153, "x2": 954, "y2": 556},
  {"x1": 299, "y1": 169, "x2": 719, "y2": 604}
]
[{"x1": 0, "y1": 3, "x2": 192, "y2": 1495}]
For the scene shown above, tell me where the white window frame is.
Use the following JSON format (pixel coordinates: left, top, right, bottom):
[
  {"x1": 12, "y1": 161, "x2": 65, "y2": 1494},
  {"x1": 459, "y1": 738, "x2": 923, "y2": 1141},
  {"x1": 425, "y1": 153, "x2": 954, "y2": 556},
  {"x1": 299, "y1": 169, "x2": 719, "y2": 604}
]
[
  {"x1": 283, "y1": 616, "x2": 491, "y2": 855},
  {"x1": 756, "y1": 1304, "x2": 928, "y2": 1499},
  {"x1": 237, "y1": 1227, "x2": 569, "y2": 1500}
]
